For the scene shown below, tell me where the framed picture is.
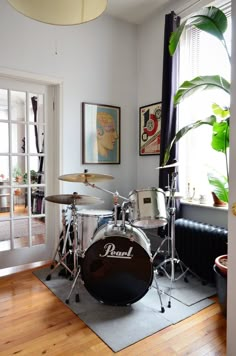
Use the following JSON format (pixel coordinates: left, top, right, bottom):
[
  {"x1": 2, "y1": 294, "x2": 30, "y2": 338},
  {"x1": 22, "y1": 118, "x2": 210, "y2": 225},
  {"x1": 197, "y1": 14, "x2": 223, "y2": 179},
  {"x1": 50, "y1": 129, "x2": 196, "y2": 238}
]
[
  {"x1": 139, "y1": 102, "x2": 162, "y2": 156},
  {"x1": 82, "y1": 102, "x2": 120, "y2": 164}
]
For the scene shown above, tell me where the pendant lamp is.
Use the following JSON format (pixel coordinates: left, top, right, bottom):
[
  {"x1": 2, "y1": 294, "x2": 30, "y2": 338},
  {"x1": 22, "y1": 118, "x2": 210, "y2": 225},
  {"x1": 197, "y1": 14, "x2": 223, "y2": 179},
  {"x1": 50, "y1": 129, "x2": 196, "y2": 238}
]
[{"x1": 7, "y1": 0, "x2": 108, "y2": 26}]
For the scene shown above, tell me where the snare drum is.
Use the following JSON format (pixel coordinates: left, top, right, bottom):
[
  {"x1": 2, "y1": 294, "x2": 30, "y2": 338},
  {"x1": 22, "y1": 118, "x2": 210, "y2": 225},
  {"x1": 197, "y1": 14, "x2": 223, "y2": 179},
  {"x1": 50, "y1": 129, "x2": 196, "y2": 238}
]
[
  {"x1": 77, "y1": 209, "x2": 113, "y2": 251},
  {"x1": 128, "y1": 188, "x2": 168, "y2": 229},
  {"x1": 81, "y1": 221, "x2": 153, "y2": 306}
]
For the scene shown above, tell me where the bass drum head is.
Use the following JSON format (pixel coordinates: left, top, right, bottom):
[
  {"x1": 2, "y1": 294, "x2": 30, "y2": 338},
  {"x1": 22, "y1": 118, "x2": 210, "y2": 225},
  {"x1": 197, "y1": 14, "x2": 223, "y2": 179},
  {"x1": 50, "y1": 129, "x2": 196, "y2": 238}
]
[{"x1": 81, "y1": 235, "x2": 153, "y2": 306}]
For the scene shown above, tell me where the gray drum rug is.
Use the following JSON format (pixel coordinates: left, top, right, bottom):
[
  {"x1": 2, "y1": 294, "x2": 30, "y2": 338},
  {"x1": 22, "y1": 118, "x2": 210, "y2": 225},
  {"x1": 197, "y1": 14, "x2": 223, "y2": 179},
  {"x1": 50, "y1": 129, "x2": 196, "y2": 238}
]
[
  {"x1": 156, "y1": 273, "x2": 216, "y2": 306},
  {"x1": 34, "y1": 267, "x2": 216, "y2": 353}
]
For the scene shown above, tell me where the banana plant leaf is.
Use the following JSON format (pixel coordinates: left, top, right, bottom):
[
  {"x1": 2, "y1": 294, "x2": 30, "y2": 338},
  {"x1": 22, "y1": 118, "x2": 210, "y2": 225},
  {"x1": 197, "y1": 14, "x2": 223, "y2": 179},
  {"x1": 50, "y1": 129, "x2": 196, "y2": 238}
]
[
  {"x1": 211, "y1": 121, "x2": 230, "y2": 153},
  {"x1": 207, "y1": 172, "x2": 228, "y2": 203},
  {"x1": 212, "y1": 103, "x2": 230, "y2": 118},
  {"x1": 174, "y1": 76, "x2": 231, "y2": 105},
  {"x1": 169, "y1": 6, "x2": 228, "y2": 56},
  {"x1": 163, "y1": 115, "x2": 216, "y2": 166}
]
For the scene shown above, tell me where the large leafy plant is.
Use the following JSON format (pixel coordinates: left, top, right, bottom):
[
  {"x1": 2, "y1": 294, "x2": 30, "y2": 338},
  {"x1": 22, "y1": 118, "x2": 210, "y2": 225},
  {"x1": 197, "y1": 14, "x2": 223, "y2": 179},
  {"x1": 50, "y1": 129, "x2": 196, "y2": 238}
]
[{"x1": 163, "y1": 6, "x2": 230, "y2": 203}]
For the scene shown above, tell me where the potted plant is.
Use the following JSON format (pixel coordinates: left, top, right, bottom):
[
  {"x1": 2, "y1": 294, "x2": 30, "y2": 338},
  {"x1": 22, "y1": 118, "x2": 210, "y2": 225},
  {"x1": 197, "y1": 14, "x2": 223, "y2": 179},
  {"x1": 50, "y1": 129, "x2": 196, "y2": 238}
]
[
  {"x1": 23, "y1": 170, "x2": 38, "y2": 184},
  {"x1": 13, "y1": 167, "x2": 23, "y2": 183},
  {"x1": 163, "y1": 6, "x2": 230, "y2": 205},
  {"x1": 163, "y1": 6, "x2": 230, "y2": 315},
  {"x1": 214, "y1": 257, "x2": 227, "y2": 317}
]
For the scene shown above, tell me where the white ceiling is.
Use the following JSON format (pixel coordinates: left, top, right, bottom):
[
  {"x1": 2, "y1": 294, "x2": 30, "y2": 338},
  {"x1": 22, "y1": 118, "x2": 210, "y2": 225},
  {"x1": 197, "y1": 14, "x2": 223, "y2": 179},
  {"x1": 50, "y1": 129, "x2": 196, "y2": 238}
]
[{"x1": 106, "y1": 0, "x2": 174, "y2": 25}]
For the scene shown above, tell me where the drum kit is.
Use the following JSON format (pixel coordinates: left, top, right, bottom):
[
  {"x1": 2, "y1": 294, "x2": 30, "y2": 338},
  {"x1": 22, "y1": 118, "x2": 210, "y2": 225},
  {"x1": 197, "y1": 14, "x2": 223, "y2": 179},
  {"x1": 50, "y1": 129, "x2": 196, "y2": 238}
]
[{"x1": 45, "y1": 165, "x2": 196, "y2": 312}]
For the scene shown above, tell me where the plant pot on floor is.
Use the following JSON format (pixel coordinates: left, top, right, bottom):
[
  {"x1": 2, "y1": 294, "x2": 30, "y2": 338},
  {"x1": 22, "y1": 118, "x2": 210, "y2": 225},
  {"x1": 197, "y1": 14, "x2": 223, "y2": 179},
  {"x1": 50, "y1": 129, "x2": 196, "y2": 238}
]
[
  {"x1": 215, "y1": 254, "x2": 228, "y2": 275},
  {"x1": 213, "y1": 264, "x2": 227, "y2": 317}
]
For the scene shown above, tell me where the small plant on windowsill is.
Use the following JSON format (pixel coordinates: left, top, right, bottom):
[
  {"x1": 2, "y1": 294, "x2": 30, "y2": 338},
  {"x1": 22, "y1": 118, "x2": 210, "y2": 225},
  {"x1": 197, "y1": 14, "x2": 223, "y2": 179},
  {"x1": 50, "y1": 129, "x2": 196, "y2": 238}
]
[{"x1": 163, "y1": 6, "x2": 230, "y2": 206}]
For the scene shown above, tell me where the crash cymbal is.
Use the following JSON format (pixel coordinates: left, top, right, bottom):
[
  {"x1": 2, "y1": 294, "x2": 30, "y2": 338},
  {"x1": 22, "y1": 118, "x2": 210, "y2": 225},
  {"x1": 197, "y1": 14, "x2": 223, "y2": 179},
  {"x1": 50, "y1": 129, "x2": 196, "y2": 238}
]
[
  {"x1": 45, "y1": 193, "x2": 103, "y2": 205},
  {"x1": 58, "y1": 172, "x2": 114, "y2": 183},
  {"x1": 156, "y1": 162, "x2": 179, "y2": 169}
]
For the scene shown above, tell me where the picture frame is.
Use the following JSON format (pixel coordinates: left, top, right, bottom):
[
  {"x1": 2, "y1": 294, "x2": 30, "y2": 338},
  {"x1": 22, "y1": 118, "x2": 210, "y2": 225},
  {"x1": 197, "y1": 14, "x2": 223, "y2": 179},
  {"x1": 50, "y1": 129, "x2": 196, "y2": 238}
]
[
  {"x1": 82, "y1": 102, "x2": 120, "y2": 164},
  {"x1": 139, "y1": 102, "x2": 162, "y2": 156}
]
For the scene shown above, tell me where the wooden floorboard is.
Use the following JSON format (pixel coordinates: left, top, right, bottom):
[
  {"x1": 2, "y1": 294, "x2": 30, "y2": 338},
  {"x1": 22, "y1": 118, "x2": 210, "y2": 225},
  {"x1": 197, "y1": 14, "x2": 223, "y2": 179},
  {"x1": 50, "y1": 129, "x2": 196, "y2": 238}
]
[{"x1": 0, "y1": 265, "x2": 227, "y2": 355}]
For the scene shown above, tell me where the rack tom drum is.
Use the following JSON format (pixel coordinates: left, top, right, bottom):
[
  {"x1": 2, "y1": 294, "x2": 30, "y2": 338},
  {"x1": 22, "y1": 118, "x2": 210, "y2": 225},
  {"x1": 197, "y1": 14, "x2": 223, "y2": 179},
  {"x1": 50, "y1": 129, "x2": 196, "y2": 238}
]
[{"x1": 128, "y1": 188, "x2": 168, "y2": 229}]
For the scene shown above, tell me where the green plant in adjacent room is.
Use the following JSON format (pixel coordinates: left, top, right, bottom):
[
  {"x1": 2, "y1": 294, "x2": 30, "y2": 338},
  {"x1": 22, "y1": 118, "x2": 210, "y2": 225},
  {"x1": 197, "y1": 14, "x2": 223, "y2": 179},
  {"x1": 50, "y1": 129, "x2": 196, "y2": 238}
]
[
  {"x1": 13, "y1": 167, "x2": 23, "y2": 183},
  {"x1": 23, "y1": 170, "x2": 38, "y2": 184},
  {"x1": 163, "y1": 6, "x2": 230, "y2": 203}
]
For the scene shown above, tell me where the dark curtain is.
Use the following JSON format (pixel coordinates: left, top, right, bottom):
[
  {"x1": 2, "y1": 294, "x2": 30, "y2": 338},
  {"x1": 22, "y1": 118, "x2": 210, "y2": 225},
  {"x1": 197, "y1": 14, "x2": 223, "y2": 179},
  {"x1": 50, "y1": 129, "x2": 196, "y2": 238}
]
[
  {"x1": 159, "y1": 11, "x2": 180, "y2": 189},
  {"x1": 159, "y1": 11, "x2": 181, "y2": 223}
]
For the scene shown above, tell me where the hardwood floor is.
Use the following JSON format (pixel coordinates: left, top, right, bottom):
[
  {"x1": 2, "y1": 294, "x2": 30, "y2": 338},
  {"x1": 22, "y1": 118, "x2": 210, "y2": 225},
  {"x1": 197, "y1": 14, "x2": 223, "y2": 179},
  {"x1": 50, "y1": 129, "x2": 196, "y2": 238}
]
[{"x1": 0, "y1": 265, "x2": 226, "y2": 355}]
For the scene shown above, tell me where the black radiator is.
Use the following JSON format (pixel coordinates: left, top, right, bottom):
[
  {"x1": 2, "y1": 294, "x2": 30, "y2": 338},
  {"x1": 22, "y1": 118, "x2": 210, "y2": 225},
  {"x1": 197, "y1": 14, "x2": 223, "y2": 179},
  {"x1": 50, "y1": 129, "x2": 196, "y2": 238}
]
[{"x1": 175, "y1": 218, "x2": 228, "y2": 283}]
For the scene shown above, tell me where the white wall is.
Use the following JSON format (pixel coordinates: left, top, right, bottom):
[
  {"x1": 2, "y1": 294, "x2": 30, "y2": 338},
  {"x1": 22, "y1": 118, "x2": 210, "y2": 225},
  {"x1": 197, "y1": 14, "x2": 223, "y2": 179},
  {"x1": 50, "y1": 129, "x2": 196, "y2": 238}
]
[
  {"x1": 136, "y1": 12, "x2": 164, "y2": 189},
  {"x1": 0, "y1": 0, "x2": 138, "y2": 209},
  {"x1": 227, "y1": 0, "x2": 236, "y2": 352}
]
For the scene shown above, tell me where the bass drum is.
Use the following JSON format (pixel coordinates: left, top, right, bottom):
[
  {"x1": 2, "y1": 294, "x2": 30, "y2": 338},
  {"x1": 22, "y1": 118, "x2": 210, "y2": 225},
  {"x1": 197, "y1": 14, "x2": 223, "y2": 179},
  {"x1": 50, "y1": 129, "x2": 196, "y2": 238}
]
[{"x1": 81, "y1": 222, "x2": 153, "y2": 306}]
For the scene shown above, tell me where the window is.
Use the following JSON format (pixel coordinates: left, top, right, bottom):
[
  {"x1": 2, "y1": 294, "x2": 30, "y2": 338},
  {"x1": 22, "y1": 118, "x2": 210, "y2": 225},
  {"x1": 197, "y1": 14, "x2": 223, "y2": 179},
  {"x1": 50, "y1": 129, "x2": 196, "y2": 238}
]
[{"x1": 178, "y1": 1, "x2": 231, "y2": 203}]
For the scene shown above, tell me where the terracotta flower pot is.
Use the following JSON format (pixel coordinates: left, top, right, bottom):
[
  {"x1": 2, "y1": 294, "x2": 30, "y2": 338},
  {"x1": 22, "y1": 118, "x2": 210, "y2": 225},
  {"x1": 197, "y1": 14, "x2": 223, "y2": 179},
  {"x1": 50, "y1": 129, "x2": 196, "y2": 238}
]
[
  {"x1": 211, "y1": 192, "x2": 227, "y2": 207},
  {"x1": 215, "y1": 254, "x2": 228, "y2": 276}
]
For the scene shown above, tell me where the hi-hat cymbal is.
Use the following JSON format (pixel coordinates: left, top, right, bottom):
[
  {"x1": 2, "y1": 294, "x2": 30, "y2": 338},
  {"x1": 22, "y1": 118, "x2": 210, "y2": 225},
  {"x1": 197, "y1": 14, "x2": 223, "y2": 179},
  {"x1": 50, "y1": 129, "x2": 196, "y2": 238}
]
[
  {"x1": 156, "y1": 162, "x2": 179, "y2": 170},
  {"x1": 45, "y1": 194, "x2": 103, "y2": 205},
  {"x1": 58, "y1": 172, "x2": 114, "y2": 183}
]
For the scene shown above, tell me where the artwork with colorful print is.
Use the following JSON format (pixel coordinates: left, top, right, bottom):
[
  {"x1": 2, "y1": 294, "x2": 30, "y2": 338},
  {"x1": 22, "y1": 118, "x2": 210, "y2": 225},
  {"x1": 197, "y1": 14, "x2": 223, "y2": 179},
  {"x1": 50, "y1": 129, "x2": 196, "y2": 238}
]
[{"x1": 139, "y1": 102, "x2": 161, "y2": 155}]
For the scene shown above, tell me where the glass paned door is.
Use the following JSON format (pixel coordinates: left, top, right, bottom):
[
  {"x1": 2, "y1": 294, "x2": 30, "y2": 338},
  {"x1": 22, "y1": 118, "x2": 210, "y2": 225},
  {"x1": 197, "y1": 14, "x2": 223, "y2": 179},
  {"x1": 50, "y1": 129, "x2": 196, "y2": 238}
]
[{"x1": 0, "y1": 76, "x2": 58, "y2": 268}]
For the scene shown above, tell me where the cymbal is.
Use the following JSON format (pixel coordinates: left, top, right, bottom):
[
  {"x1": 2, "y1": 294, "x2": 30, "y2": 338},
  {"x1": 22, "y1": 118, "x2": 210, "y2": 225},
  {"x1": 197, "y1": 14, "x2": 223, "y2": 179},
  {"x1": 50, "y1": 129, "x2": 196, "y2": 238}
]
[
  {"x1": 58, "y1": 172, "x2": 114, "y2": 183},
  {"x1": 156, "y1": 162, "x2": 179, "y2": 170},
  {"x1": 45, "y1": 194, "x2": 103, "y2": 205}
]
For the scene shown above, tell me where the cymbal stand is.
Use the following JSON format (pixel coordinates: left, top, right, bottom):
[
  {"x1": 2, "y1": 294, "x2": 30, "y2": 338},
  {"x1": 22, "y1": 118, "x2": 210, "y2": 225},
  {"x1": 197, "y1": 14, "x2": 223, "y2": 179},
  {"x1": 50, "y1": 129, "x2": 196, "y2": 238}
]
[
  {"x1": 46, "y1": 199, "x2": 80, "y2": 283},
  {"x1": 64, "y1": 201, "x2": 84, "y2": 303},
  {"x1": 85, "y1": 180, "x2": 129, "y2": 202},
  {"x1": 85, "y1": 180, "x2": 130, "y2": 226},
  {"x1": 50, "y1": 207, "x2": 68, "y2": 270},
  {"x1": 154, "y1": 171, "x2": 201, "y2": 308}
]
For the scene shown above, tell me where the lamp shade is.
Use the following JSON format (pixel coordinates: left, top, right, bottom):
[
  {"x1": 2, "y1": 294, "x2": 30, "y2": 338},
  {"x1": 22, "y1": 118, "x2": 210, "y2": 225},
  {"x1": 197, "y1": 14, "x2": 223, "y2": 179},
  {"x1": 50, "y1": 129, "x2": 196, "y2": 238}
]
[{"x1": 7, "y1": 0, "x2": 108, "y2": 25}]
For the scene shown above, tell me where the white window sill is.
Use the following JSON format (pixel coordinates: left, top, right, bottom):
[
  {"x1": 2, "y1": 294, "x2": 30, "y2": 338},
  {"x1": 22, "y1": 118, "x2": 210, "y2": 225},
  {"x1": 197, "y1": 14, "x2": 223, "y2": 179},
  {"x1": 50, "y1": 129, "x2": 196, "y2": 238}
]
[{"x1": 180, "y1": 199, "x2": 228, "y2": 211}]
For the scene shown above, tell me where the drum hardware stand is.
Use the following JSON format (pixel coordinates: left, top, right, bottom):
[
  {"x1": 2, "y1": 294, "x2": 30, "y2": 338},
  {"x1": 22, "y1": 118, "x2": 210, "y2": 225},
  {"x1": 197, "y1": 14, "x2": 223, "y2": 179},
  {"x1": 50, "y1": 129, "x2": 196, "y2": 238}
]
[
  {"x1": 46, "y1": 195, "x2": 81, "y2": 284},
  {"x1": 84, "y1": 180, "x2": 129, "y2": 203},
  {"x1": 50, "y1": 208, "x2": 68, "y2": 270},
  {"x1": 153, "y1": 171, "x2": 202, "y2": 308},
  {"x1": 153, "y1": 270, "x2": 165, "y2": 313},
  {"x1": 85, "y1": 180, "x2": 130, "y2": 227},
  {"x1": 119, "y1": 201, "x2": 165, "y2": 313}
]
